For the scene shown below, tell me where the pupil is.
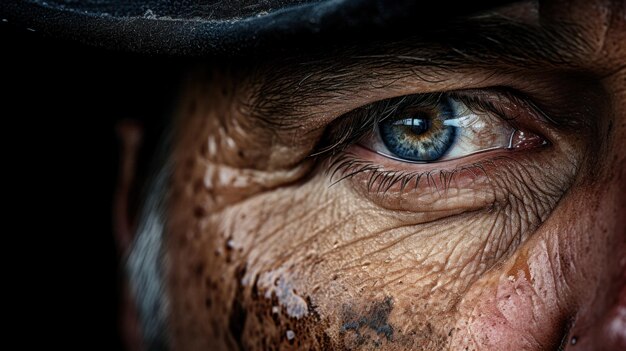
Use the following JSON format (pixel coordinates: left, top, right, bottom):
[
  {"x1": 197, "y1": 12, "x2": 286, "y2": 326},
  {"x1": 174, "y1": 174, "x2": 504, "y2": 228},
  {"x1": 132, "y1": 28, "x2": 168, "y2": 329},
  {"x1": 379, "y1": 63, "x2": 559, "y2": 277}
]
[
  {"x1": 393, "y1": 117, "x2": 430, "y2": 135},
  {"x1": 408, "y1": 118, "x2": 429, "y2": 135}
]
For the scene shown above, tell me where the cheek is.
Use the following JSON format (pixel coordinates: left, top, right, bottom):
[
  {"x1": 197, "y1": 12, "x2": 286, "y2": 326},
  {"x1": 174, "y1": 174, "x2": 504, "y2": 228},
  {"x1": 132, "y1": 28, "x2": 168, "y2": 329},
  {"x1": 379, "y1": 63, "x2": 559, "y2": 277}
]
[
  {"x1": 167, "y1": 162, "x2": 570, "y2": 350},
  {"x1": 450, "y1": 243, "x2": 569, "y2": 350},
  {"x1": 450, "y1": 178, "x2": 624, "y2": 350}
]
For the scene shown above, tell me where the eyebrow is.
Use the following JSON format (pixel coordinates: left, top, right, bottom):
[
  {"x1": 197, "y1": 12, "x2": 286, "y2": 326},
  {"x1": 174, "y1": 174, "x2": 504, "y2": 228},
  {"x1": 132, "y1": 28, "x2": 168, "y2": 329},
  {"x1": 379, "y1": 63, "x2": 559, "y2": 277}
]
[{"x1": 244, "y1": 13, "x2": 592, "y2": 128}]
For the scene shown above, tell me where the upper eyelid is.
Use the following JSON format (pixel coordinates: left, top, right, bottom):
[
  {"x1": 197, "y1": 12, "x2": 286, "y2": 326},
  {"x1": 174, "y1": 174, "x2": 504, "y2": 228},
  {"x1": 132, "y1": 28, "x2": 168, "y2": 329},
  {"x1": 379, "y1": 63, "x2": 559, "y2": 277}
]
[
  {"x1": 312, "y1": 93, "x2": 445, "y2": 156},
  {"x1": 247, "y1": 13, "x2": 588, "y2": 127}
]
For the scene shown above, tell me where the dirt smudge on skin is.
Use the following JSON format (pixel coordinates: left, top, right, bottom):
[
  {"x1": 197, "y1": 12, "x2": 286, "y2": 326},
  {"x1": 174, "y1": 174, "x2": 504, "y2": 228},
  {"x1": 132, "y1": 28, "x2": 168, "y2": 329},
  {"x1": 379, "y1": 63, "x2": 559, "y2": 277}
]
[
  {"x1": 507, "y1": 247, "x2": 531, "y2": 282},
  {"x1": 227, "y1": 269, "x2": 334, "y2": 350},
  {"x1": 228, "y1": 264, "x2": 248, "y2": 350},
  {"x1": 340, "y1": 296, "x2": 395, "y2": 349}
]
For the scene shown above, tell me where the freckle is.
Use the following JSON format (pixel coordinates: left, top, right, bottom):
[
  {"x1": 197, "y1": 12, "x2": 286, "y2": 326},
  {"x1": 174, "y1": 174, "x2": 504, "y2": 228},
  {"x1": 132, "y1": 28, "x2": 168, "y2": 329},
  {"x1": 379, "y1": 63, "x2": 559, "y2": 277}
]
[
  {"x1": 193, "y1": 206, "x2": 206, "y2": 218},
  {"x1": 193, "y1": 262, "x2": 204, "y2": 276},
  {"x1": 205, "y1": 297, "x2": 212, "y2": 308}
]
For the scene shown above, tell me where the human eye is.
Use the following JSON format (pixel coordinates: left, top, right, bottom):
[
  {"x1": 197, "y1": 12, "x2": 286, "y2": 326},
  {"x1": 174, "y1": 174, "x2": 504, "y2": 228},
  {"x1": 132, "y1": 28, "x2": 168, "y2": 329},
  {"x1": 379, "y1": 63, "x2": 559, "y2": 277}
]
[
  {"x1": 317, "y1": 88, "x2": 554, "y2": 196},
  {"x1": 360, "y1": 92, "x2": 546, "y2": 164}
]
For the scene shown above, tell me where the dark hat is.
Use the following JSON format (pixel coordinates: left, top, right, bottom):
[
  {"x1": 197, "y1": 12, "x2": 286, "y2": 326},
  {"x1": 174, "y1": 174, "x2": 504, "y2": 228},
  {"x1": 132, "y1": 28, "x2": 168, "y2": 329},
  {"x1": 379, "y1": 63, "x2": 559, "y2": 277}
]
[{"x1": 1, "y1": 0, "x2": 516, "y2": 56}]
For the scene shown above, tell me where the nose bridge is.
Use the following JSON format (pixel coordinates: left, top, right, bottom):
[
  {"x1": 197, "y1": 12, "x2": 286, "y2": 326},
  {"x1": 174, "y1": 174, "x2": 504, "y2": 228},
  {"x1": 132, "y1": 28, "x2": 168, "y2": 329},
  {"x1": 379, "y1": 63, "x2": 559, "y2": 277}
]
[
  {"x1": 558, "y1": 66, "x2": 626, "y2": 350},
  {"x1": 578, "y1": 65, "x2": 626, "y2": 351},
  {"x1": 599, "y1": 0, "x2": 626, "y2": 224},
  {"x1": 607, "y1": 66, "x2": 626, "y2": 216},
  {"x1": 606, "y1": 0, "x2": 626, "y2": 235}
]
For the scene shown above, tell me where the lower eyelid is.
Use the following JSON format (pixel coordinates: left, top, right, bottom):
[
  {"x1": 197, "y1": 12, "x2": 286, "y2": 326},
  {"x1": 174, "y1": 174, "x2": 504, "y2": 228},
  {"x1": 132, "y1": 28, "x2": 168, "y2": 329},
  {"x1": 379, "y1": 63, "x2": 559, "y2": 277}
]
[
  {"x1": 328, "y1": 140, "x2": 553, "y2": 212},
  {"x1": 331, "y1": 149, "x2": 498, "y2": 213},
  {"x1": 341, "y1": 144, "x2": 500, "y2": 187}
]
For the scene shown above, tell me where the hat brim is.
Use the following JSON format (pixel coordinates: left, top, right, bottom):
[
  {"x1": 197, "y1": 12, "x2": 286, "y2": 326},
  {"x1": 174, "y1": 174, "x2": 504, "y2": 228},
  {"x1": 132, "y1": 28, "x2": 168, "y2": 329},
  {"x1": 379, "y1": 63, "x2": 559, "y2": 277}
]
[{"x1": 1, "y1": 0, "x2": 517, "y2": 56}]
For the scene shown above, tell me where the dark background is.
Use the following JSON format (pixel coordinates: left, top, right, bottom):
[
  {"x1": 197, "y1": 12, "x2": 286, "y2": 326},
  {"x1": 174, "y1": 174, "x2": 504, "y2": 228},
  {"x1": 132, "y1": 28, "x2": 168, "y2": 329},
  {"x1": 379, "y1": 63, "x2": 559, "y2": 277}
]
[{"x1": 2, "y1": 20, "x2": 180, "y2": 349}]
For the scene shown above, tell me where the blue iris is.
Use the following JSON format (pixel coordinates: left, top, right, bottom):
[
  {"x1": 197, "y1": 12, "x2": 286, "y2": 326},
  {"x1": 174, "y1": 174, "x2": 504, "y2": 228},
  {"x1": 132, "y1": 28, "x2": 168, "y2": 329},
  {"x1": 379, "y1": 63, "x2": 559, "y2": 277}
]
[{"x1": 379, "y1": 99, "x2": 456, "y2": 162}]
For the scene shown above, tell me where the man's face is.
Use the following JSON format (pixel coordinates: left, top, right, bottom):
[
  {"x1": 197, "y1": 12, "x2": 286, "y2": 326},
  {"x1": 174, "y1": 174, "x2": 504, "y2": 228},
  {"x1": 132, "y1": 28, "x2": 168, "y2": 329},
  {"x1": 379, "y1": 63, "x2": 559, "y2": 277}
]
[{"x1": 134, "y1": 0, "x2": 625, "y2": 349}]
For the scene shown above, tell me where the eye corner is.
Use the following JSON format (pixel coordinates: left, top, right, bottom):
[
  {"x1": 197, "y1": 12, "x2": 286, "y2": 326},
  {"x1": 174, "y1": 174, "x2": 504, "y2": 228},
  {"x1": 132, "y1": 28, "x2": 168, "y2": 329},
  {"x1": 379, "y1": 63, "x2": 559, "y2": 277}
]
[{"x1": 508, "y1": 128, "x2": 551, "y2": 151}]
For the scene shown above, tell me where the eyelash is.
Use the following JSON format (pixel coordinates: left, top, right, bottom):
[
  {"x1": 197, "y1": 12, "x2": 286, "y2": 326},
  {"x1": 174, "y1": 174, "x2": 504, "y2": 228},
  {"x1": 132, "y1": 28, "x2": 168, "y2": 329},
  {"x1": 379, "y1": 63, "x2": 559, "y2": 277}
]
[
  {"x1": 312, "y1": 88, "x2": 548, "y2": 192},
  {"x1": 326, "y1": 152, "x2": 504, "y2": 193}
]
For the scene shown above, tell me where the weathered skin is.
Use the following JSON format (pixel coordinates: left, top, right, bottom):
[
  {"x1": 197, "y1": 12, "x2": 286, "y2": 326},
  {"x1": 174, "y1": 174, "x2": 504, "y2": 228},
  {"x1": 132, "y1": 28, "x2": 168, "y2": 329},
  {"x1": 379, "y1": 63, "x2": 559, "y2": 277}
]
[{"x1": 162, "y1": 1, "x2": 626, "y2": 350}]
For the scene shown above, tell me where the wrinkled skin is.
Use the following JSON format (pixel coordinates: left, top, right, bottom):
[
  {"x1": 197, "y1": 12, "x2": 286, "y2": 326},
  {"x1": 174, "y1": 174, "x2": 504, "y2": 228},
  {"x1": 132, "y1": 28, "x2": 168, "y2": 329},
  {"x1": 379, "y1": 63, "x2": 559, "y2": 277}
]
[{"x1": 122, "y1": 0, "x2": 626, "y2": 350}]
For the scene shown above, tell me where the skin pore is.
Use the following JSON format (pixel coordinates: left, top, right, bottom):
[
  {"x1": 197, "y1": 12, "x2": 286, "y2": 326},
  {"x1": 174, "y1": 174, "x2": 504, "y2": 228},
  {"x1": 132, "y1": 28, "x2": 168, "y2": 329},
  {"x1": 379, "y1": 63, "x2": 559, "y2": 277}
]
[{"x1": 121, "y1": 0, "x2": 625, "y2": 350}]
